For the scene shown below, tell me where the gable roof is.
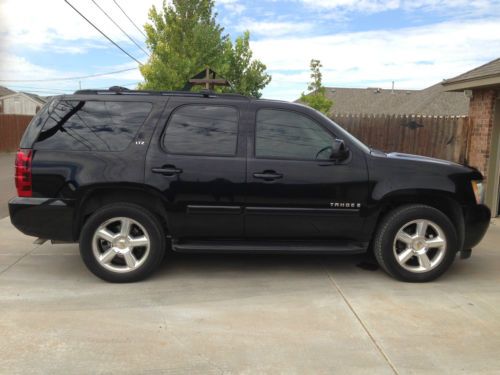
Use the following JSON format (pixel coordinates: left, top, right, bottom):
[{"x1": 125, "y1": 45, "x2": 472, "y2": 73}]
[
  {"x1": 22, "y1": 92, "x2": 47, "y2": 104},
  {"x1": 442, "y1": 58, "x2": 500, "y2": 91},
  {"x1": 0, "y1": 86, "x2": 15, "y2": 97},
  {"x1": 323, "y1": 87, "x2": 417, "y2": 115},
  {"x1": 393, "y1": 83, "x2": 469, "y2": 115},
  {"x1": 0, "y1": 91, "x2": 47, "y2": 105},
  {"x1": 319, "y1": 83, "x2": 469, "y2": 116}
]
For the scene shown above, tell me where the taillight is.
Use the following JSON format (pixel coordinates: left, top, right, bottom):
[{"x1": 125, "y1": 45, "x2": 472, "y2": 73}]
[{"x1": 15, "y1": 149, "x2": 33, "y2": 197}]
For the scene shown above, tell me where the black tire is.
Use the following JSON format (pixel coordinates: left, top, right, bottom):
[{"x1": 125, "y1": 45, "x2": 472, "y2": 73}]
[
  {"x1": 79, "y1": 203, "x2": 166, "y2": 283},
  {"x1": 373, "y1": 204, "x2": 458, "y2": 282}
]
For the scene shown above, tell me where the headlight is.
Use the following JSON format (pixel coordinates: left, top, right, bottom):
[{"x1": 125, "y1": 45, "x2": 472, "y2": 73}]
[{"x1": 471, "y1": 180, "x2": 485, "y2": 204}]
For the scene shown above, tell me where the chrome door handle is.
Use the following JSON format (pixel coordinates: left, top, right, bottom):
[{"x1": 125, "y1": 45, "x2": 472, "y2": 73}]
[
  {"x1": 152, "y1": 167, "x2": 183, "y2": 176},
  {"x1": 253, "y1": 172, "x2": 283, "y2": 181}
]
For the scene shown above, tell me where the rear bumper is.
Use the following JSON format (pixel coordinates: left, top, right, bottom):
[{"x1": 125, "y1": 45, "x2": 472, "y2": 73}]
[
  {"x1": 9, "y1": 197, "x2": 76, "y2": 242},
  {"x1": 463, "y1": 204, "x2": 490, "y2": 249}
]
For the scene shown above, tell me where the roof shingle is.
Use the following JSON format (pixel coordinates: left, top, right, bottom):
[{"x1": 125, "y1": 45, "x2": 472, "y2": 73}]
[
  {"x1": 0, "y1": 85, "x2": 15, "y2": 97},
  {"x1": 443, "y1": 58, "x2": 500, "y2": 85},
  {"x1": 317, "y1": 83, "x2": 469, "y2": 116}
]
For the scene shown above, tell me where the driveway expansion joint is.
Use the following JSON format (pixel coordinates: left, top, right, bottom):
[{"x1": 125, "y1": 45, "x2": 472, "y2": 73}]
[
  {"x1": 324, "y1": 266, "x2": 399, "y2": 375},
  {"x1": 0, "y1": 243, "x2": 42, "y2": 276}
]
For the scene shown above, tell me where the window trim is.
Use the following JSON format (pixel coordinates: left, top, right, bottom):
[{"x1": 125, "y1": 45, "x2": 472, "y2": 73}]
[
  {"x1": 34, "y1": 99, "x2": 153, "y2": 153},
  {"x1": 253, "y1": 107, "x2": 338, "y2": 162},
  {"x1": 160, "y1": 103, "x2": 240, "y2": 157}
]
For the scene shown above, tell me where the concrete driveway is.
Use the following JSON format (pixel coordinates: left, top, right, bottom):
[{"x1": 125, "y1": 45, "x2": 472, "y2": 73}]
[{"x1": 0, "y1": 217, "x2": 499, "y2": 374}]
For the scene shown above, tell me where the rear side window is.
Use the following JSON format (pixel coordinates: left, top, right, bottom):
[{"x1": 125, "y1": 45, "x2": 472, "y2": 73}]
[
  {"x1": 35, "y1": 100, "x2": 152, "y2": 151},
  {"x1": 19, "y1": 101, "x2": 52, "y2": 148},
  {"x1": 163, "y1": 105, "x2": 238, "y2": 156}
]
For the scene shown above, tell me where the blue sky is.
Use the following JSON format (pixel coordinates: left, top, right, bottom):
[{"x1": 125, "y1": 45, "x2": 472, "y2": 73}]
[{"x1": 1, "y1": 0, "x2": 500, "y2": 100}]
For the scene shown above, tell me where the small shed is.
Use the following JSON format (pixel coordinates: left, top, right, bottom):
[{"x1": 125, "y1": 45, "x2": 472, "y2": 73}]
[{"x1": 0, "y1": 92, "x2": 46, "y2": 115}]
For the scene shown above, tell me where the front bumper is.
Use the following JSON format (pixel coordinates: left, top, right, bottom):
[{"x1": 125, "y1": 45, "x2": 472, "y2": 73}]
[
  {"x1": 463, "y1": 204, "x2": 491, "y2": 249},
  {"x1": 9, "y1": 197, "x2": 76, "y2": 242}
]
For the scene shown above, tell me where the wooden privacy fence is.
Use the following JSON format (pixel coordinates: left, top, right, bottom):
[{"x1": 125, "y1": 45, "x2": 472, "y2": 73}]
[
  {"x1": 0, "y1": 114, "x2": 33, "y2": 152},
  {"x1": 331, "y1": 113, "x2": 470, "y2": 164},
  {"x1": 0, "y1": 112, "x2": 471, "y2": 163}
]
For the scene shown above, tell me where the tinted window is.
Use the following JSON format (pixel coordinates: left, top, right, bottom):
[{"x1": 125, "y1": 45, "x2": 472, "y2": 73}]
[
  {"x1": 35, "y1": 100, "x2": 152, "y2": 151},
  {"x1": 255, "y1": 109, "x2": 334, "y2": 160},
  {"x1": 163, "y1": 105, "x2": 238, "y2": 156},
  {"x1": 20, "y1": 101, "x2": 52, "y2": 148}
]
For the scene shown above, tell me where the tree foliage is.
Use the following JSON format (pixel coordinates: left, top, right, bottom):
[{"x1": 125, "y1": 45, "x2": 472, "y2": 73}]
[
  {"x1": 220, "y1": 32, "x2": 271, "y2": 98},
  {"x1": 139, "y1": 0, "x2": 271, "y2": 97},
  {"x1": 300, "y1": 59, "x2": 333, "y2": 114}
]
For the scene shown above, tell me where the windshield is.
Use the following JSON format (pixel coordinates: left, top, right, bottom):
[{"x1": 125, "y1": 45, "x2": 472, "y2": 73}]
[{"x1": 312, "y1": 108, "x2": 371, "y2": 153}]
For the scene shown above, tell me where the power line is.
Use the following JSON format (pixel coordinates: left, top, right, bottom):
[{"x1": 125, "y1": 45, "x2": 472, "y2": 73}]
[
  {"x1": 91, "y1": 0, "x2": 150, "y2": 57},
  {"x1": 7, "y1": 86, "x2": 73, "y2": 93},
  {"x1": 64, "y1": 0, "x2": 143, "y2": 66},
  {"x1": 113, "y1": 0, "x2": 148, "y2": 40},
  {"x1": 0, "y1": 67, "x2": 138, "y2": 82}
]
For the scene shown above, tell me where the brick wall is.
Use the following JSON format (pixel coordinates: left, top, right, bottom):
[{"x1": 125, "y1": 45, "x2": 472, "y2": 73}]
[{"x1": 467, "y1": 89, "x2": 497, "y2": 178}]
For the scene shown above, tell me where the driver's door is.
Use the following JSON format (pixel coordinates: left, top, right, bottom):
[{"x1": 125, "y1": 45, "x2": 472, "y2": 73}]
[{"x1": 245, "y1": 107, "x2": 368, "y2": 239}]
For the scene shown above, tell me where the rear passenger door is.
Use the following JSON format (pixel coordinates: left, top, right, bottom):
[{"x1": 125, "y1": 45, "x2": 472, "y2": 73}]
[{"x1": 145, "y1": 98, "x2": 248, "y2": 238}]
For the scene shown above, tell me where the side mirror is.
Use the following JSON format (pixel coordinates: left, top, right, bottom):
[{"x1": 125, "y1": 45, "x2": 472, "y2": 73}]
[{"x1": 330, "y1": 139, "x2": 349, "y2": 161}]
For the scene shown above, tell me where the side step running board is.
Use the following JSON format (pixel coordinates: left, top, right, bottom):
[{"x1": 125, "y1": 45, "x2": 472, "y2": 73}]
[{"x1": 171, "y1": 239, "x2": 367, "y2": 254}]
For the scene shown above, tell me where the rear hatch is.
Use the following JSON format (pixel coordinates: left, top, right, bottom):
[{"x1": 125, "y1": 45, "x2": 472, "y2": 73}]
[{"x1": 15, "y1": 99, "x2": 55, "y2": 197}]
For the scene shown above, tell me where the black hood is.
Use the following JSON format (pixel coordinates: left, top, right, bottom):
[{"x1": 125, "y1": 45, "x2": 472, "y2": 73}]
[{"x1": 370, "y1": 150, "x2": 483, "y2": 179}]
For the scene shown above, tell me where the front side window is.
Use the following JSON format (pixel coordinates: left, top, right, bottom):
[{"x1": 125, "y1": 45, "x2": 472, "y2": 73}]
[
  {"x1": 163, "y1": 105, "x2": 238, "y2": 156},
  {"x1": 35, "y1": 100, "x2": 152, "y2": 151},
  {"x1": 255, "y1": 109, "x2": 334, "y2": 160}
]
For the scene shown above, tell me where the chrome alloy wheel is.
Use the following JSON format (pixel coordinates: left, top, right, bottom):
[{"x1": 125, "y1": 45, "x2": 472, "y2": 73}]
[
  {"x1": 92, "y1": 217, "x2": 150, "y2": 273},
  {"x1": 392, "y1": 219, "x2": 447, "y2": 273}
]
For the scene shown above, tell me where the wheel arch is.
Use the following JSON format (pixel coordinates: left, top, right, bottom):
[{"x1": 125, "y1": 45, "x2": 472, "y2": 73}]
[
  {"x1": 369, "y1": 190, "x2": 465, "y2": 251},
  {"x1": 73, "y1": 184, "x2": 170, "y2": 241}
]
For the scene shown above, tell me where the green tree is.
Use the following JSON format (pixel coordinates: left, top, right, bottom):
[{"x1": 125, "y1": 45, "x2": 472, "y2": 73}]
[
  {"x1": 219, "y1": 32, "x2": 271, "y2": 98},
  {"x1": 139, "y1": 0, "x2": 270, "y2": 97},
  {"x1": 300, "y1": 59, "x2": 332, "y2": 114},
  {"x1": 139, "y1": 0, "x2": 224, "y2": 91}
]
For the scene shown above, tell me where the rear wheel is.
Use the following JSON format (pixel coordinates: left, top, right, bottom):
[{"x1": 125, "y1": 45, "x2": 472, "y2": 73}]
[
  {"x1": 80, "y1": 203, "x2": 165, "y2": 282},
  {"x1": 374, "y1": 205, "x2": 458, "y2": 282}
]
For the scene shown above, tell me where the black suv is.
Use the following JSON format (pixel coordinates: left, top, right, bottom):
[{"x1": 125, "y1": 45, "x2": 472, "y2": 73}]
[{"x1": 9, "y1": 88, "x2": 490, "y2": 283}]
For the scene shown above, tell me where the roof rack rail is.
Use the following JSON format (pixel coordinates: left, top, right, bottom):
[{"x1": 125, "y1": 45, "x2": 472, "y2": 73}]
[
  {"x1": 72, "y1": 87, "x2": 249, "y2": 100},
  {"x1": 109, "y1": 86, "x2": 130, "y2": 92}
]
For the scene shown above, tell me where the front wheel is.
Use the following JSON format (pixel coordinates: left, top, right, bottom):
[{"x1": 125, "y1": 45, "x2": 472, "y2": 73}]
[
  {"x1": 373, "y1": 205, "x2": 458, "y2": 282},
  {"x1": 79, "y1": 203, "x2": 166, "y2": 283}
]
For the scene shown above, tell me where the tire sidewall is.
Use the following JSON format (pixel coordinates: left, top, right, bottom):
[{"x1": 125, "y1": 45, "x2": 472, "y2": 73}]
[
  {"x1": 80, "y1": 203, "x2": 165, "y2": 283},
  {"x1": 376, "y1": 205, "x2": 458, "y2": 282}
]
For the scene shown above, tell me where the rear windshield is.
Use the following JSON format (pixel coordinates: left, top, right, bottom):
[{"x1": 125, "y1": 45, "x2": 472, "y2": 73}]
[{"x1": 33, "y1": 100, "x2": 152, "y2": 152}]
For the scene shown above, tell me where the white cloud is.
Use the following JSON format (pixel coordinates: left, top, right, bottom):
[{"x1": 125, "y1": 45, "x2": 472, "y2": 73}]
[
  {"x1": 0, "y1": 0, "x2": 163, "y2": 54},
  {"x1": 300, "y1": 0, "x2": 500, "y2": 14},
  {"x1": 217, "y1": 0, "x2": 245, "y2": 14},
  {"x1": 256, "y1": 18, "x2": 500, "y2": 100},
  {"x1": 0, "y1": 54, "x2": 60, "y2": 81},
  {"x1": 0, "y1": 53, "x2": 142, "y2": 93},
  {"x1": 236, "y1": 19, "x2": 313, "y2": 36},
  {"x1": 301, "y1": 0, "x2": 400, "y2": 13}
]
